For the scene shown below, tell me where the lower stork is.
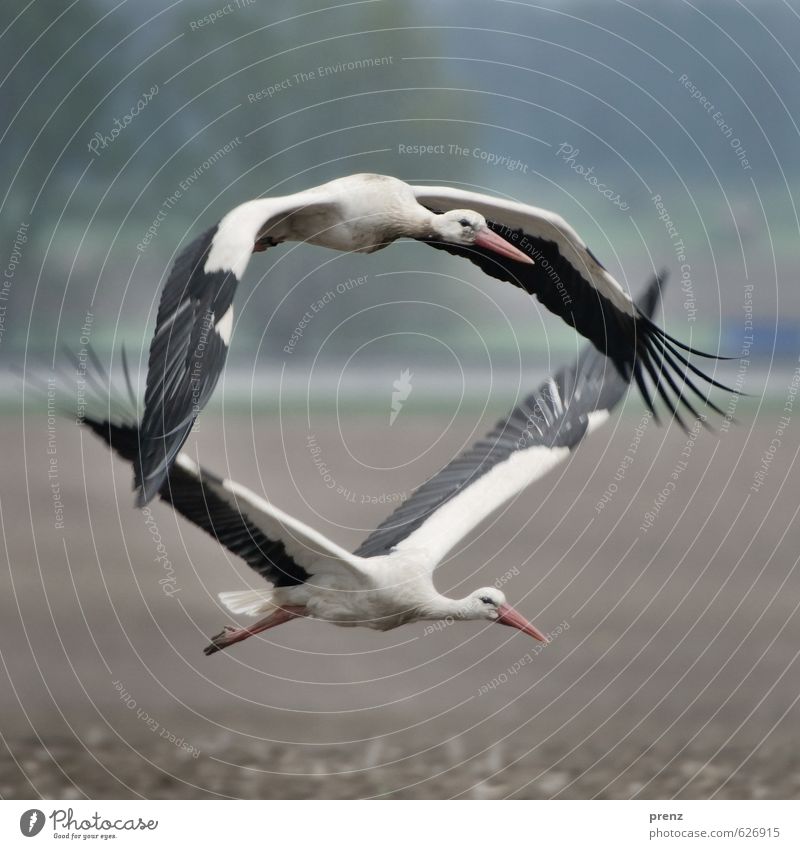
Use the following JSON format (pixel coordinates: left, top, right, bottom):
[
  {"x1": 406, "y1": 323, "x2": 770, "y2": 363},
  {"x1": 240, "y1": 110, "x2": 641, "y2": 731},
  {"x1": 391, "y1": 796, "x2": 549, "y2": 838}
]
[{"x1": 83, "y1": 274, "x2": 665, "y2": 656}]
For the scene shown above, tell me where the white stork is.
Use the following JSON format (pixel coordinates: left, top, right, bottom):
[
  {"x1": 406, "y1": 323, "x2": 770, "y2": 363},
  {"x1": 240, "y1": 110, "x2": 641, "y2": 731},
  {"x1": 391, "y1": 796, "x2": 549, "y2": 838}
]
[
  {"x1": 84, "y1": 273, "x2": 665, "y2": 656},
  {"x1": 136, "y1": 173, "x2": 731, "y2": 506}
]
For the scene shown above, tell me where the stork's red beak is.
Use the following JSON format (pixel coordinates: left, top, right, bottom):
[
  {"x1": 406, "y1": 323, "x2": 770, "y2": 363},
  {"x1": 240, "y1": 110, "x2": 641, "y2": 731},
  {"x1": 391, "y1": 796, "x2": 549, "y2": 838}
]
[
  {"x1": 474, "y1": 227, "x2": 535, "y2": 264},
  {"x1": 496, "y1": 603, "x2": 548, "y2": 642}
]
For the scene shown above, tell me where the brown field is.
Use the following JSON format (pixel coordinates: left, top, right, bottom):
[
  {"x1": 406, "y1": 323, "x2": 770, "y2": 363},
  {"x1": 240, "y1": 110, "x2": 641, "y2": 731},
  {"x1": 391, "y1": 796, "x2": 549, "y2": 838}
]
[{"x1": 1, "y1": 398, "x2": 799, "y2": 799}]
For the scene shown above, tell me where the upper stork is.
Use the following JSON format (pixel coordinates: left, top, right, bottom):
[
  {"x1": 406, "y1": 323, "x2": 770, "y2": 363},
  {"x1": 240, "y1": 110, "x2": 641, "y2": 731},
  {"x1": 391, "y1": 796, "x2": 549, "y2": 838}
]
[
  {"x1": 84, "y1": 274, "x2": 666, "y2": 656},
  {"x1": 136, "y1": 173, "x2": 730, "y2": 505}
]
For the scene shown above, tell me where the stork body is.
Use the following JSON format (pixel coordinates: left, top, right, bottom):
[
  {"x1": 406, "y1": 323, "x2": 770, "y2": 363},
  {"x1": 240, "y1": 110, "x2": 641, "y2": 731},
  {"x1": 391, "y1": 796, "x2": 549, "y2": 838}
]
[
  {"x1": 210, "y1": 174, "x2": 531, "y2": 264},
  {"x1": 209, "y1": 548, "x2": 533, "y2": 654}
]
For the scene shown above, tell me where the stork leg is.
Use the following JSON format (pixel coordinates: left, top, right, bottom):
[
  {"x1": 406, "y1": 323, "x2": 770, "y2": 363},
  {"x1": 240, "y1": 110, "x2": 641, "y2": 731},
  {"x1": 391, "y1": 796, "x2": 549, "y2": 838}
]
[{"x1": 203, "y1": 606, "x2": 307, "y2": 656}]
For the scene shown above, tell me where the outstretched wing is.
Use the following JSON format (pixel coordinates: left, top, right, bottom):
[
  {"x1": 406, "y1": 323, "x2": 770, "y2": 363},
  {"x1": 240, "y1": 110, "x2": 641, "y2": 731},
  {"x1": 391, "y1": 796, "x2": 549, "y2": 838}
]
[
  {"x1": 136, "y1": 194, "x2": 320, "y2": 507},
  {"x1": 356, "y1": 273, "x2": 666, "y2": 567},
  {"x1": 412, "y1": 185, "x2": 731, "y2": 428},
  {"x1": 85, "y1": 413, "x2": 364, "y2": 585},
  {"x1": 87, "y1": 415, "x2": 304, "y2": 585}
]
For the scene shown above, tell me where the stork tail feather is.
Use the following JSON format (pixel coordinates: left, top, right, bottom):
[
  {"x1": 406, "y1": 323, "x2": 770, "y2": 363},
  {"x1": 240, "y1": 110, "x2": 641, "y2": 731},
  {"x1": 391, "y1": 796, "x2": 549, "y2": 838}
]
[{"x1": 218, "y1": 589, "x2": 277, "y2": 616}]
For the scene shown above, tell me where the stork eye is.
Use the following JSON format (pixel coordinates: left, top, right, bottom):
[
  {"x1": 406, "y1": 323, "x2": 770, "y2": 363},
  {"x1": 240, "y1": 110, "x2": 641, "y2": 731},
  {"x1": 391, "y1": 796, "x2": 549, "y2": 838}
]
[
  {"x1": 479, "y1": 596, "x2": 494, "y2": 605},
  {"x1": 458, "y1": 218, "x2": 471, "y2": 227}
]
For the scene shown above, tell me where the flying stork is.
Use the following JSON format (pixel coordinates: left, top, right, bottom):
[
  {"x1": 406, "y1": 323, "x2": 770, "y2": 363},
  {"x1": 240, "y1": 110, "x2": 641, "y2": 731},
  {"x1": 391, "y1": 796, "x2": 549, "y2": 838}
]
[
  {"x1": 83, "y1": 273, "x2": 666, "y2": 656},
  {"x1": 136, "y1": 172, "x2": 730, "y2": 506}
]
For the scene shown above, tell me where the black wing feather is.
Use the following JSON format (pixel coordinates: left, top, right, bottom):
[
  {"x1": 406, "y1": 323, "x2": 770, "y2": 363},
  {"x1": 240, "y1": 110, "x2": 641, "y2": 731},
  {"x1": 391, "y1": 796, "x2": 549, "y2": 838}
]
[
  {"x1": 86, "y1": 415, "x2": 309, "y2": 587},
  {"x1": 136, "y1": 225, "x2": 237, "y2": 507},
  {"x1": 355, "y1": 273, "x2": 665, "y2": 559},
  {"x1": 421, "y1": 214, "x2": 734, "y2": 426}
]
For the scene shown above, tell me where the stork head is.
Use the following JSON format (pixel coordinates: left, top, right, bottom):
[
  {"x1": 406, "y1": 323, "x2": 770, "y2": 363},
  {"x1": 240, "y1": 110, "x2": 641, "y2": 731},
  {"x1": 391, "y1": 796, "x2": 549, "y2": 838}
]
[
  {"x1": 433, "y1": 210, "x2": 534, "y2": 264},
  {"x1": 467, "y1": 587, "x2": 548, "y2": 641}
]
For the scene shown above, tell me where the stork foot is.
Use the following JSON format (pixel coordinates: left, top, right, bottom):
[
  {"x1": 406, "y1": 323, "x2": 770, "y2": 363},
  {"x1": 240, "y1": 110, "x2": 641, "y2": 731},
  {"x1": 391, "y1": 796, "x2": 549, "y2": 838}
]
[
  {"x1": 203, "y1": 625, "x2": 245, "y2": 656},
  {"x1": 203, "y1": 606, "x2": 307, "y2": 656}
]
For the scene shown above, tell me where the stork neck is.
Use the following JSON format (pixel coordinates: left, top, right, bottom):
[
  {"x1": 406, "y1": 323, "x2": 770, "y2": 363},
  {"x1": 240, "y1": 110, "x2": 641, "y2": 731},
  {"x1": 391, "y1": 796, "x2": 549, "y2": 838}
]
[
  {"x1": 400, "y1": 204, "x2": 438, "y2": 240},
  {"x1": 417, "y1": 593, "x2": 473, "y2": 622}
]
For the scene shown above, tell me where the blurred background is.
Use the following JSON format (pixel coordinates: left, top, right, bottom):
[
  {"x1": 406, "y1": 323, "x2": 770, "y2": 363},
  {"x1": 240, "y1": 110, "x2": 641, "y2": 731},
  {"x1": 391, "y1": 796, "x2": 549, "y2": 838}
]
[{"x1": 1, "y1": 0, "x2": 799, "y2": 799}]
